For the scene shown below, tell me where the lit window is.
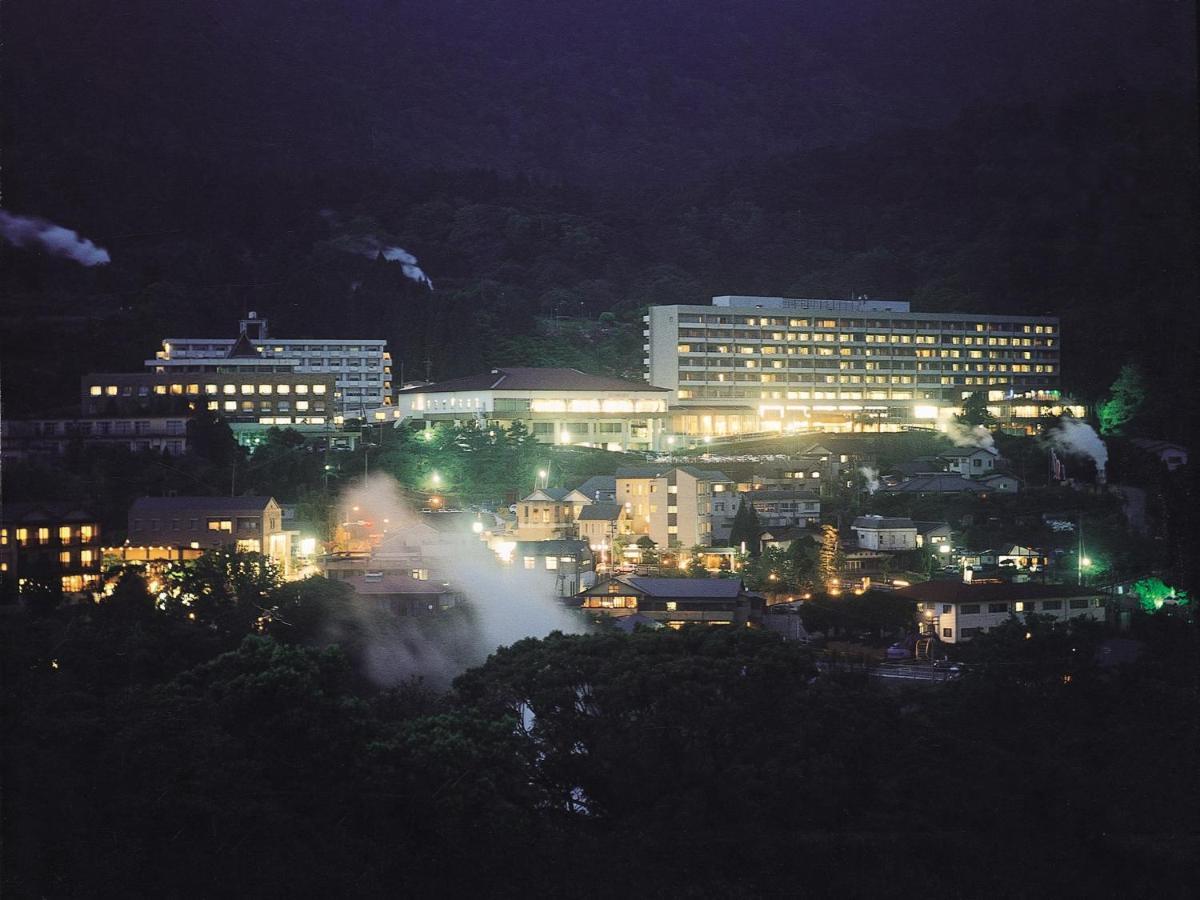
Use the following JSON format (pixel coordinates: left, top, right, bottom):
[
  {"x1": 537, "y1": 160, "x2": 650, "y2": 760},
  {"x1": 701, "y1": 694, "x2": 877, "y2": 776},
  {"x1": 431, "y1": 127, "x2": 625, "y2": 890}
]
[
  {"x1": 258, "y1": 384, "x2": 273, "y2": 395},
  {"x1": 106, "y1": 385, "x2": 119, "y2": 396},
  {"x1": 80, "y1": 550, "x2": 94, "y2": 565},
  {"x1": 59, "y1": 551, "x2": 72, "y2": 565},
  {"x1": 241, "y1": 384, "x2": 254, "y2": 395},
  {"x1": 16, "y1": 528, "x2": 29, "y2": 545},
  {"x1": 224, "y1": 401, "x2": 237, "y2": 411},
  {"x1": 154, "y1": 385, "x2": 167, "y2": 395},
  {"x1": 295, "y1": 384, "x2": 309, "y2": 394},
  {"x1": 80, "y1": 525, "x2": 94, "y2": 542},
  {"x1": 58, "y1": 526, "x2": 72, "y2": 542},
  {"x1": 170, "y1": 384, "x2": 183, "y2": 395},
  {"x1": 276, "y1": 384, "x2": 290, "y2": 395},
  {"x1": 205, "y1": 384, "x2": 218, "y2": 394},
  {"x1": 296, "y1": 400, "x2": 310, "y2": 411},
  {"x1": 89, "y1": 386, "x2": 102, "y2": 396},
  {"x1": 37, "y1": 527, "x2": 50, "y2": 544},
  {"x1": 313, "y1": 384, "x2": 327, "y2": 395},
  {"x1": 223, "y1": 384, "x2": 236, "y2": 395}
]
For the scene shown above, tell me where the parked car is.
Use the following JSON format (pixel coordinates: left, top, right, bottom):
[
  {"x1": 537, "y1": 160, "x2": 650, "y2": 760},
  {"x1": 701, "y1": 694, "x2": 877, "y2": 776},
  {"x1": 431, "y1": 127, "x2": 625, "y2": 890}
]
[{"x1": 886, "y1": 644, "x2": 911, "y2": 660}]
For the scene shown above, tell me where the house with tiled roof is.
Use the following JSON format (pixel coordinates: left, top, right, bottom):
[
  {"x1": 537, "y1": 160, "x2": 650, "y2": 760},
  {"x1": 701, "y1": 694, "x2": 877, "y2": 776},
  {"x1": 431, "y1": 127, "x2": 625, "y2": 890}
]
[{"x1": 576, "y1": 575, "x2": 763, "y2": 627}]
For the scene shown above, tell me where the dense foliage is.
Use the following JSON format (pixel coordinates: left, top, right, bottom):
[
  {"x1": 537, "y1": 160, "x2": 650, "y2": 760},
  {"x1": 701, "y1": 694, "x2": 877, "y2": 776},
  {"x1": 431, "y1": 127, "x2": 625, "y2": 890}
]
[{"x1": 3, "y1": 585, "x2": 1196, "y2": 896}]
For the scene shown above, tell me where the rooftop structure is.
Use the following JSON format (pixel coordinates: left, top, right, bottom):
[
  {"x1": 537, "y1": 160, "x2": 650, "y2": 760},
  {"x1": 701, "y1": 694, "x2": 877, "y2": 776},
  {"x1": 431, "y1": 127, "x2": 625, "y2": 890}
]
[{"x1": 576, "y1": 575, "x2": 763, "y2": 627}]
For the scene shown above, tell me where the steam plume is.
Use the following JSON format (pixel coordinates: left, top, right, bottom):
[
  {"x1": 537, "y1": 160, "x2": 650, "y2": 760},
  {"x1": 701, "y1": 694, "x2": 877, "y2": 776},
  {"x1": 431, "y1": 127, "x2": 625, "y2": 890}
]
[
  {"x1": 1048, "y1": 419, "x2": 1108, "y2": 481},
  {"x1": 944, "y1": 421, "x2": 995, "y2": 451},
  {"x1": 0, "y1": 209, "x2": 110, "y2": 266},
  {"x1": 860, "y1": 466, "x2": 881, "y2": 494},
  {"x1": 331, "y1": 475, "x2": 585, "y2": 685}
]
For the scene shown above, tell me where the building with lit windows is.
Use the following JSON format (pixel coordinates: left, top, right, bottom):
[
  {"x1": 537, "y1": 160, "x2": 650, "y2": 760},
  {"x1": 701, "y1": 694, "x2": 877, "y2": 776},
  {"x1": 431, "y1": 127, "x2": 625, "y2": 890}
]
[
  {"x1": 645, "y1": 296, "x2": 1064, "y2": 437},
  {"x1": 396, "y1": 367, "x2": 670, "y2": 452},
  {"x1": 126, "y1": 496, "x2": 292, "y2": 572},
  {"x1": 81, "y1": 371, "x2": 338, "y2": 440},
  {"x1": 0, "y1": 502, "x2": 103, "y2": 598},
  {"x1": 149, "y1": 313, "x2": 391, "y2": 418},
  {"x1": 615, "y1": 466, "x2": 733, "y2": 548}
]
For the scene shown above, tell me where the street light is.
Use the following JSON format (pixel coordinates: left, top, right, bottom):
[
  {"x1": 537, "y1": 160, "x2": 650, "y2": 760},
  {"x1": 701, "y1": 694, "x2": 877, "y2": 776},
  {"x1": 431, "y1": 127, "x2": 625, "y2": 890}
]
[{"x1": 430, "y1": 471, "x2": 442, "y2": 486}]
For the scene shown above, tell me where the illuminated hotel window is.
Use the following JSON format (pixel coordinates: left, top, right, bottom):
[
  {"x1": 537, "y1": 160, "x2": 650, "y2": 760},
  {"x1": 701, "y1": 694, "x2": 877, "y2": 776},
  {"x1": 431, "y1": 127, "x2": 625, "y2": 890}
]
[
  {"x1": 313, "y1": 385, "x2": 327, "y2": 394},
  {"x1": 58, "y1": 526, "x2": 72, "y2": 542},
  {"x1": 295, "y1": 384, "x2": 309, "y2": 394},
  {"x1": 205, "y1": 384, "x2": 218, "y2": 394},
  {"x1": 258, "y1": 384, "x2": 273, "y2": 394},
  {"x1": 224, "y1": 401, "x2": 237, "y2": 411},
  {"x1": 277, "y1": 384, "x2": 290, "y2": 394},
  {"x1": 37, "y1": 528, "x2": 50, "y2": 544},
  {"x1": 106, "y1": 385, "x2": 119, "y2": 396},
  {"x1": 154, "y1": 385, "x2": 167, "y2": 395},
  {"x1": 59, "y1": 551, "x2": 72, "y2": 565},
  {"x1": 241, "y1": 384, "x2": 254, "y2": 395},
  {"x1": 81, "y1": 525, "x2": 94, "y2": 542},
  {"x1": 223, "y1": 384, "x2": 236, "y2": 394},
  {"x1": 16, "y1": 528, "x2": 29, "y2": 545},
  {"x1": 90, "y1": 386, "x2": 102, "y2": 396}
]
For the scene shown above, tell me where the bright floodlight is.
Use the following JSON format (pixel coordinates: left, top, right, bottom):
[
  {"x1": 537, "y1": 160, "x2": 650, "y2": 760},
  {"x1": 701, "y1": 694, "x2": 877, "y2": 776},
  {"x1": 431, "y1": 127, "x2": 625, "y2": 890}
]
[{"x1": 939, "y1": 544, "x2": 952, "y2": 554}]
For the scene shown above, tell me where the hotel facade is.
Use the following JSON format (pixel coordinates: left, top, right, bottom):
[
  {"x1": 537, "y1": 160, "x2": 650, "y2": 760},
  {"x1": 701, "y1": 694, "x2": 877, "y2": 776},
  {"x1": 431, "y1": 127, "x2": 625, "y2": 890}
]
[{"x1": 645, "y1": 296, "x2": 1068, "y2": 437}]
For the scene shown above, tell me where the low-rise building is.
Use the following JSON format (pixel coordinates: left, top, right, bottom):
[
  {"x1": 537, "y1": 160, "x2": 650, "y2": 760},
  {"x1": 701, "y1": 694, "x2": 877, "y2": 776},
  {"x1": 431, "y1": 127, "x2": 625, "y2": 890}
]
[
  {"x1": 895, "y1": 579, "x2": 1105, "y2": 644},
  {"x1": 515, "y1": 487, "x2": 593, "y2": 541},
  {"x1": 881, "y1": 474, "x2": 989, "y2": 495},
  {"x1": 396, "y1": 367, "x2": 670, "y2": 452},
  {"x1": 744, "y1": 490, "x2": 821, "y2": 529},
  {"x1": 577, "y1": 575, "x2": 763, "y2": 627},
  {"x1": 977, "y1": 472, "x2": 1021, "y2": 493},
  {"x1": 342, "y1": 572, "x2": 459, "y2": 615},
  {"x1": 0, "y1": 502, "x2": 103, "y2": 598},
  {"x1": 852, "y1": 515, "x2": 918, "y2": 551},
  {"x1": 914, "y1": 521, "x2": 953, "y2": 548},
  {"x1": 576, "y1": 503, "x2": 630, "y2": 553},
  {"x1": 574, "y1": 475, "x2": 617, "y2": 503},
  {"x1": 0, "y1": 416, "x2": 190, "y2": 461},
  {"x1": 127, "y1": 496, "x2": 291, "y2": 571},
  {"x1": 514, "y1": 539, "x2": 596, "y2": 595},
  {"x1": 940, "y1": 446, "x2": 999, "y2": 476},
  {"x1": 1130, "y1": 439, "x2": 1188, "y2": 472},
  {"x1": 996, "y1": 545, "x2": 1048, "y2": 571}
]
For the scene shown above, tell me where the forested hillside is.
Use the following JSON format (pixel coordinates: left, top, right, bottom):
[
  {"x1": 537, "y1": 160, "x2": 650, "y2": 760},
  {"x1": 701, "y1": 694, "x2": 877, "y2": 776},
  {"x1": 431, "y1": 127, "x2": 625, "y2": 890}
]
[{"x1": 1, "y1": 1, "x2": 1196, "y2": 437}]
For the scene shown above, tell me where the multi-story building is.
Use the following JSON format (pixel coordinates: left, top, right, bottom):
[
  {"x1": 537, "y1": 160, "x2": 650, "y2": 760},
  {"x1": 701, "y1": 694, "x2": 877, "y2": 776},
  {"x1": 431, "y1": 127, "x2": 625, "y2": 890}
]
[
  {"x1": 395, "y1": 367, "x2": 670, "y2": 452},
  {"x1": 150, "y1": 313, "x2": 391, "y2": 418},
  {"x1": 0, "y1": 502, "x2": 103, "y2": 597},
  {"x1": 896, "y1": 580, "x2": 1105, "y2": 643},
  {"x1": 577, "y1": 575, "x2": 764, "y2": 628},
  {"x1": 645, "y1": 296, "x2": 1064, "y2": 437},
  {"x1": 514, "y1": 487, "x2": 593, "y2": 541},
  {"x1": 615, "y1": 466, "x2": 732, "y2": 548},
  {"x1": 851, "y1": 515, "x2": 919, "y2": 551},
  {"x1": 81, "y1": 370, "x2": 338, "y2": 438},
  {"x1": 1, "y1": 415, "x2": 190, "y2": 461}
]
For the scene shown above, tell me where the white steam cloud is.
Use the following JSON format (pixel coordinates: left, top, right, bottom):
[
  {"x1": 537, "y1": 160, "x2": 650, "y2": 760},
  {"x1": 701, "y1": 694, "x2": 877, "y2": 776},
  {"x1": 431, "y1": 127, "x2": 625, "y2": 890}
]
[
  {"x1": 330, "y1": 475, "x2": 586, "y2": 686},
  {"x1": 860, "y1": 466, "x2": 881, "y2": 494},
  {"x1": 0, "y1": 209, "x2": 110, "y2": 266},
  {"x1": 1048, "y1": 419, "x2": 1108, "y2": 481},
  {"x1": 944, "y1": 421, "x2": 996, "y2": 451}
]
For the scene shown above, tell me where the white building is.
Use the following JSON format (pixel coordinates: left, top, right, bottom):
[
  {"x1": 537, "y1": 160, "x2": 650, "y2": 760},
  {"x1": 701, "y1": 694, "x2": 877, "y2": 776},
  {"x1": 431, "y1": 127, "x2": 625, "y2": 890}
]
[
  {"x1": 851, "y1": 515, "x2": 918, "y2": 551},
  {"x1": 940, "y1": 446, "x2": 999, "y2": 475},
  {"x1": 396, "y1": 367, "x2": 670, "y2": 452},
  {"x1": 150, "y1": 313, "x2": 391, "y2": 418},
  {"x1": 897, "y1": 580, "x2": 1105, "y2": 644},
  {"x1": 644, "y1": 296, "x2": 1063, "y2": 437}
]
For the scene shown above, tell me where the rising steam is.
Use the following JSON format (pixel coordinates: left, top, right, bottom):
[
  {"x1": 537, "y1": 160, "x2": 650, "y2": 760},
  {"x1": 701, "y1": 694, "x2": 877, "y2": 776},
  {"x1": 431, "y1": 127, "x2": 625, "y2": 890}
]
[
  {"x1": 329, "y1": 475, "x2": 586, "y2": 686},
  {"x1": 0, "y1": 209, "x2": 110, "y2": 266},
  {"x1": 944, "y1": 421, "x2": 996, "y2": 451},
  {"x1": 1048, "y1": 419, "x2": 1108, "y2": 481},
  {"x1": 860, "y1": 466, "x2": 881, "y2": 494}
]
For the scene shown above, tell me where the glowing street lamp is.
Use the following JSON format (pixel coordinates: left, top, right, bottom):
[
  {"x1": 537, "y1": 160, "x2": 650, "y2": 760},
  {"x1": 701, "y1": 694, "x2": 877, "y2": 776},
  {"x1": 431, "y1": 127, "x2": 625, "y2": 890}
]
[{"x1": 430, "y1": 471, "x2": 442, "y2": 486}]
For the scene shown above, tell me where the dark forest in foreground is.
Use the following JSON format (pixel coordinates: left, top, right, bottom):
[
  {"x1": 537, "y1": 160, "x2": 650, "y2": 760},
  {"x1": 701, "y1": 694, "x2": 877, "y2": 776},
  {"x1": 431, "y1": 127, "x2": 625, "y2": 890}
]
[{"x1": 3, "y1": 581, "x2": 1196, "y2": 897}]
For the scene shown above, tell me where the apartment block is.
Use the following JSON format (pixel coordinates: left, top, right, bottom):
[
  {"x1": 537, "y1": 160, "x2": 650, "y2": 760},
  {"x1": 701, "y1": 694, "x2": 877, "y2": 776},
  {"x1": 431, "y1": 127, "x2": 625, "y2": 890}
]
[
  {"x1": 615, "y1": 466, "x2": 733, "y2": 549},
  {"x1": 645, "y1": 296, "x2": 1063, "y2": 436}
]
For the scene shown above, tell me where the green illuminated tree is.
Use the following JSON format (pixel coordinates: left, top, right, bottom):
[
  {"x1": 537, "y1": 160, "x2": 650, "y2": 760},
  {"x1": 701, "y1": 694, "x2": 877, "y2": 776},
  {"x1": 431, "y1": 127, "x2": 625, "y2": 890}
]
[
  {"x1": 1131, "y1": 576, "x2": 1189, "y2": 613},
  {"x1": 1097, "y1": 364, "x2": 1145, "y2": 436}
]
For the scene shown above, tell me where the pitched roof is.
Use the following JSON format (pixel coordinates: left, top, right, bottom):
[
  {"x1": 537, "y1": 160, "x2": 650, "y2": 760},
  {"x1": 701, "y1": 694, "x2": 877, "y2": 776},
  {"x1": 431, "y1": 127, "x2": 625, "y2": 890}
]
[
  {"x1": 913, "y1": 521, "x2": 952, "y2": 534},
  {"x1": 883, "y1": 474, "x2": 987, "y2": 494},
  {"x1": 939, "y1": 446, "x2": 998, "y2": 458},
  {"x1": 399, "y1": 367, "x2": 668, "y2": 395},
  {"x1": 225, "y1": 332, "x2": 262, "y2": 359},
  {"x1": 2, "y1": 501, "x2": 99, "y2": 524},
  {"x1": 574, "y1": 475, "x2": 616, "y2": 499},
  {"x1": 893, "y1": 580, "x2": 1098, "y2": 604},
  {"x1": 344, "y1": 574, "x2": 450, "y2": 595},
  {"x1": 129, "y1": 496, "x2": 276, "y2": 515},
  {"x1": 620, "y1": 576, "x2": 747, "y2": 598},
  {"x1": 514, "y1": 539, "x2": 593, "y2": 555},
  {"x1": 522, "y1": 487, "x2": 571, "y2": 502},
  {"x1": 747, "y1": 490, "x2": 820, "y2": 502},
  {"x1": 615, "y1": 466, "x2": 731, "y2": 482},
  {"x1": 577, "y1": 502, "x2": 623, "y2": 522}
]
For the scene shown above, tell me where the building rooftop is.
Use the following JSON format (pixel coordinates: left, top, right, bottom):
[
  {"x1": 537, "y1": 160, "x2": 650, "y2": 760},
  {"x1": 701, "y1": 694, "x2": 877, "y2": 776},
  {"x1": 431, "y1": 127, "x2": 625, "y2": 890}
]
[
  {"x1": 399, "y1": 367, "x2": 669, "y2": 395},
  {"x1": 882, "y1": 474, "x2": 987, "y2": 494},
  {"x1": 893, "y1": 580, "x2": 1098, "y2": 603},
  {"x1": 852, "y1": 515, "x2": 915, "y2": 530},
  {"x1": 615, "y1": 465, "x2": 731, "y2": 482},
  {"x1": 577, "y1": 503, "x2": 623, "y2": 522},
  {"x1": 939, "y1": 446, "x2": 998, "y2": 459},
  {"x1": 1, "y1": 501, "x2": 99, "y2": 523},
  {"x1": 619, "y1": 576, "x2": 748, "y2": 598},
  {"x1": 747, "y1": 490, "x2": 820, "y2": 502},
  {"x1": 574, "y1": 475, "x2": 616, "y2": 500},
  {"x1": 344, "y1": 573, "x2": 450, "y2": 595},
  {"x1": 129, "y1": 496, "x2": 277, "y2": 516}
]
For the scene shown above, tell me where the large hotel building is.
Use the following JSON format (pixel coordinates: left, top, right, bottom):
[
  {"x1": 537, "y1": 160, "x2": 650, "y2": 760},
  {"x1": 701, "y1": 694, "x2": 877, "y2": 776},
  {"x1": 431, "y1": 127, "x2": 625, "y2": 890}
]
[{"x1": 645, "y1": 296, "x2": 1069, "y2": 438}]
